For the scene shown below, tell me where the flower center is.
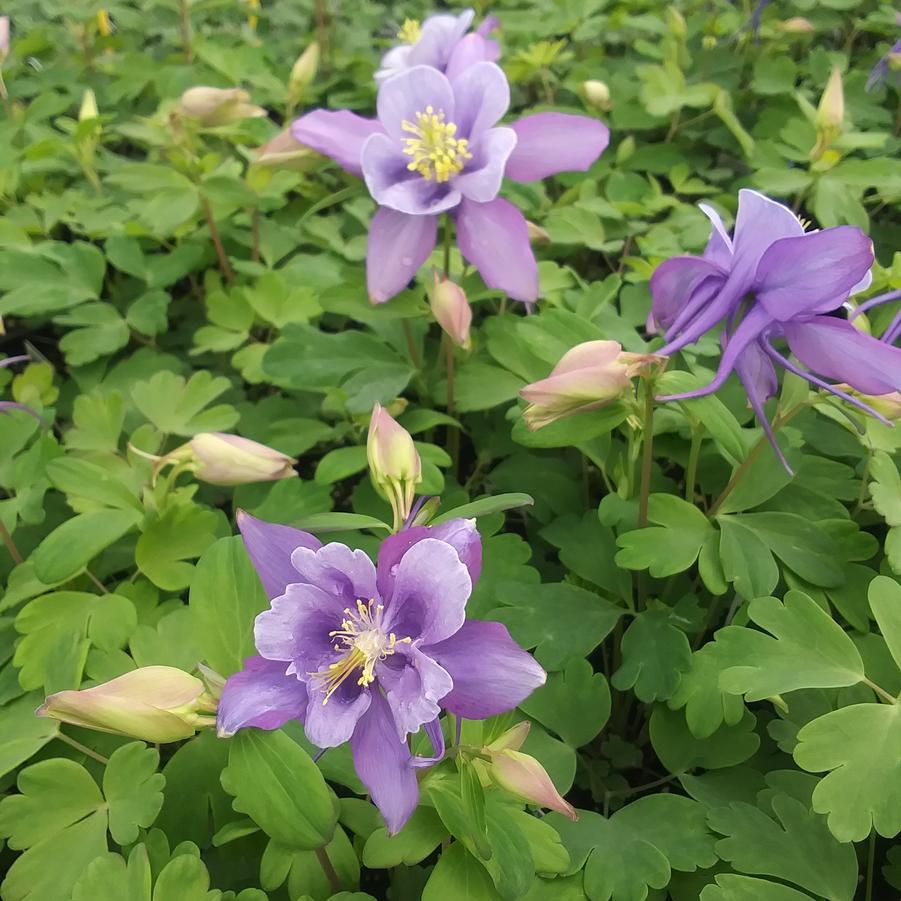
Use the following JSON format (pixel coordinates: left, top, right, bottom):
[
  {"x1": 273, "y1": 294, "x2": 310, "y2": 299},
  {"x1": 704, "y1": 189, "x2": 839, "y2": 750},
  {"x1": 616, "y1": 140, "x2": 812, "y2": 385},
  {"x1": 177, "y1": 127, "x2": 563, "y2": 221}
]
[
  {"x1": 311, "y1": 598, "x2": 410, "y2": 704},
  {"x1": 397, "y1": 18, "x2": 422, "y2": 44},
  {"x1": 402, "y1": 106, "x2": 472, "y2": 183}
]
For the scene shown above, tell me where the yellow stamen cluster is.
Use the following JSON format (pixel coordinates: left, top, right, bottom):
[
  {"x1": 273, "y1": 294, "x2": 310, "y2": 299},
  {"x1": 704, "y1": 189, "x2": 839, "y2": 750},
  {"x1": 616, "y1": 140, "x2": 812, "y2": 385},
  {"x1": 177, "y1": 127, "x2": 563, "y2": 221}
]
[
  {"x1": 402, "y1": 106, "x2": 472, "y2": 183},
  {"x1": 310, "y1": 598, "x2": 410, "y2": 705},
  {"x1": 397, "y1": 18, "x2": 422, "y2": 44}
]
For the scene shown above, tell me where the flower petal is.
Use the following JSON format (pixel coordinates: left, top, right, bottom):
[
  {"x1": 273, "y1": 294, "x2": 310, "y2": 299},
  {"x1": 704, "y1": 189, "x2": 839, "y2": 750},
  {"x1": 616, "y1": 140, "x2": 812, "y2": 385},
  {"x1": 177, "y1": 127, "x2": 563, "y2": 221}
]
[
  {"x1": 445, "y1": 33, "x2": 501, "y2": 82},
  {"x1": 754, "y1": 226, "x2": 875, "y2": 321},
  {"x1": 291, "y1": 110, "x2": 382, "y2": 178},
  {"x1": 217, "y1": 656, "x2": 308, "y2": 737},
  {"x1": 377, "y1": 66, "x2": 455, "y2": 141},
  {"x1": 733, "y1": 339, "x2": 789, "y2": 472},
  {"x1": 451, "y1": 61, "x2": 510, "y2": 137},
  {"x1": 236, "y1": 510, "x2": 321, "y2": 600},
  {"x1": 649, "y1": 256, "x2": 726, "y2": 334},
  {"x1": 425, "y1": 620, "x2": 546, "y2": 718},
  {"x1": 731, "y1": 189, "x2": 805, "y2": 282},
  {"x1": 289, "y1": 543, "x2": 379, "y2": 605},
  {"x1": 383, "y1": 538, "x2": 471, "y2": 645},
  {"x1": 504, "y1": 113, "x2": 609, "y2": 182},
  {"x1": 455, "y1": 197, "x2": 539, "y2": 303},
  {"x1": 408, "y1": 10, "x2": 475, "y2": 70},
  {"x1": 783, "y1": 317, "x2": 901, "y2": 396},
  {"x1": 362, "y1": 132, "x2": 461, "y2": 216},
  {"x1": 367, "y1": 208, "x2": 438, "y2": 304},
  {"x1": 698, "y1": 202, "x2": 734, "y2": 268},
  {"x1": 454, "y1": 127, "x2": 517, "y2": 203},
  {"x1": 351, "y1": 689, "x2": 419, "y2": 833},
  {"x1": 378, "y1": 646, "x2": 454, "y2": 738},
  {"x1": 305, "y1": 680, "x2": 371, "y2": 748}
]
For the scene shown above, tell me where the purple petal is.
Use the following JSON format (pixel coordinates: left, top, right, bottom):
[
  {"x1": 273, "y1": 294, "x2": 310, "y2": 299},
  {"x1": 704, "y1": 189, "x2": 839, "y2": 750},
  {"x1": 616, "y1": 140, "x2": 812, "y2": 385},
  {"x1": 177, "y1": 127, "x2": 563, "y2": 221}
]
[
  {"x1": 412, "y1": 718, "x2": 446, "y2": 768},
  {"x1": 730, "y1": 189, "x2": 804, "y2": 284},
  {"x1": 408, "y1": 10, "x2": 475, "y2": 70},
  {"x1": 454, "y1": 127, "x2": 517, "y2": 203},
  {"x1": 425, "y1": 620, "x2": 546, "y2": 718},
  {"x1": 366, "y1": 208, "x2": 438, "y2": 304},
  {"x1": 377, "y1": 66, "x2": 455, "y2": 141},
  {"x1": 351, "y1": 689, "x2": 419, "y2": 833},
  {"x1": 698, "y1": 203, "x2": 734, "y2": 268},
  {"x1": 450, "y1": 61, "x2": 510, "y2": 138},
  {"x1": 217, "y1": 656, "x2": 308, "y2": 737},
  {"x1": 783, "y1": 317, "x2": 901, "y2": 396},
  {"x1": 649, "y1": 255, "x2": 726, "y2": 333},
  {"x1": 236, "y1": 510, "x2": 321, "y2": 600},
  {"x1": 504, "y1": 113, "x2": 609, "y2": 182},
  {"x1": 476, "y1": 15, "x2": 500, "y2": 37},
  {"x1": 445, "y1": 33, "x2": 501, "y2": 82},
  {"x1": 305, "y1": 679, "x2": 372, "y2": 748},
  {"x1": 361, "y1": 132, "x2": 461, "y2": 216},
  {"x1": 383, "y1": 538, "x2": 472, "y2": 645},
  {"x1": 376, "y1": 518, "x2": 482, "y2": 600},
  {"x1": 378, "y1": 646, "x2": 453, "y2": 738},
  {"x1": 291, "y1": 110, "x2": 382, "y2": 178},
  {"x1": 289, "y1": 543, "x2": 379, "y2": 606},
  {"x1": 754, "y1": 227, "x2": 875, "y2": 321},
  {"x1": 455, "y1": 197, "x2": 538, "y2": 303}
]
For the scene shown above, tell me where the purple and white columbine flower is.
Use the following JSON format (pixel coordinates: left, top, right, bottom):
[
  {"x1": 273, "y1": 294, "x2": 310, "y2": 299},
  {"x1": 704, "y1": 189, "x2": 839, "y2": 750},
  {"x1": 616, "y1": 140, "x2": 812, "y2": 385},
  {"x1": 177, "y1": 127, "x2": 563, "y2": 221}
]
[
  {"x1": 218, "y1": 511, "x2": 545, "y2": 833},
  {"x1": 376, "y1": 9, "x2": 500, "y2": 83},
  {"x1": 649, "y1": 190, "x2": 901, "y2": 468},
  {"x1": 293, "y1": 62, "x2": 609, "y2": 304}
]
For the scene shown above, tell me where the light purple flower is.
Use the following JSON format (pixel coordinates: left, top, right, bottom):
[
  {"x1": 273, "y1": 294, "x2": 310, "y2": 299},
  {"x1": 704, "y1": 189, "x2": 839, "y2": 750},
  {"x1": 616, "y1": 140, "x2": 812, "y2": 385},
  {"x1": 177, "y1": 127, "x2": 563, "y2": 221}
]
[
  {"x1": 648, "y1": 190, "x2": 899, "y2": 469},
  {"x1": 867, "y1": 14, "x2": 901, "y2": 92},
  {"x1": 376, "y1": 9, "x2": 500, "y2": 83},
  {"x1": 218, "y1": 512, "x2": 545, "y2": 833},
  {"x1": 293, "y1": 62, "x2": 608, "y2": 304}
]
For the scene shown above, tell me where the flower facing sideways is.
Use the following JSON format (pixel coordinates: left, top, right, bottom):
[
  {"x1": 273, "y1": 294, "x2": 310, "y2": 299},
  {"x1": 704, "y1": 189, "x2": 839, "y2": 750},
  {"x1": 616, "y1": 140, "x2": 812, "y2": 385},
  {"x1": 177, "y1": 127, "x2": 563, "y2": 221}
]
[{"x1": 217, "y1": 511, "x2": 546, "y2": 833}]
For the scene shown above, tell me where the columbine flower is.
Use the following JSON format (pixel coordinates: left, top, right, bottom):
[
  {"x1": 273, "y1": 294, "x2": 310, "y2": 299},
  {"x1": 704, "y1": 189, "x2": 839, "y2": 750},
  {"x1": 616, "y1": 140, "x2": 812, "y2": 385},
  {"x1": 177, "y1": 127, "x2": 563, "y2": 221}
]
[
  {"x1": 649, "y1": 190, "x2": 901, "y2": 469},
  {"x1": 520, "y1": 340, "x2": 662, "y2": 430},
  {"x1": 293, "y1": 62, "x2": 608, "y2": 304},
  {"x1": 376, "y1": 9, "x2": 499, "y2": 83},
  {"x1": 37, "y1": 667, "x2": 218, "y2": 743},
  {"x1": 217, "y1": 511, "x2": 545, "y2": 833}
]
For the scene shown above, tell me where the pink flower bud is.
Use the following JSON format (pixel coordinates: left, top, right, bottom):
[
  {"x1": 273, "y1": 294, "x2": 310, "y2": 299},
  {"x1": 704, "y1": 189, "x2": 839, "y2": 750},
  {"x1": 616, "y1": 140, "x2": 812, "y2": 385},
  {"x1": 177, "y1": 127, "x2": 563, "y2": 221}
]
[
  {"x1": 816, "y1": 67, "x2": 844, "y2": 134},
  {"x1": 525, "y1": 220, "x2": 551, "y2": 244},
  {"x1": 487, "y1": 747, "x2": 578, "y2": 820},
  {"x1": 178, "y1": 86, "x2": 267, "y2": 126},
  {"x1": 187, "y1": 433, "x2": 296, "y2": 485},
  {"x1": 367, "y1": 402, "x2": 422, "y2": 530},
  {"x1": 37, "y1": 667, "x2": 217, "y2": 743},
  {"x1": 430, "y1": 273, "x2": 472, "y2": 350},
  {"x1": 254, "y1": 128, "x2": 319, "y2": 170},
  {"x1": 780, "y1": 17, "x2": 815, "y2": 34},
  {"x1": 834, "y1": 386, "x2": 901, "y2": 421},
  {"x1": 520, "y1": 340, "x2": 663, "y2": 430},
  {"x1": 0, "y1": 17, "x2": 9, "y2": 62}
]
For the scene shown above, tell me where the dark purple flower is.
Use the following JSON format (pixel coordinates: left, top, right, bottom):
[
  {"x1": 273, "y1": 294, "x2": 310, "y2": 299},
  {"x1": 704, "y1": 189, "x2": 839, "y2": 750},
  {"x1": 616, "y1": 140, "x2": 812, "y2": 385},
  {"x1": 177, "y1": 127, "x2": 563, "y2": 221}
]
[
  {"x1": 218, "y1": 512, "x2": 545, "y2": 833},
  {"x1": 648, "y1": 190, "x2": 899, "y2": 469},
  {"x1": 293, "y1": 63, "x2": 608, "y2": 305},
  {"x1": 376, "y1": 9, "x2": 500, "y2": 83}
]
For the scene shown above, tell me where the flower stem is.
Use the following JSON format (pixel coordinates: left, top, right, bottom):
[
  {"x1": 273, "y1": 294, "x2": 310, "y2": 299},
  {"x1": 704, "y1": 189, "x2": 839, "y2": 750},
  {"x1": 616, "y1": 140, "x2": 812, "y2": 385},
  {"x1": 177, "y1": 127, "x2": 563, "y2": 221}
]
[
  {"x1": 402, "y1": 320, "x2": 422, "y2": 370},
  {"x1": 0, "y1": 518, "x2": 23, "y2": 564},
  {"x1": 57, "y1": 732, "x2": 109, "y2": 764},
  {"x1": 315, "y1": 846, "x2": 341, "y2": 894},
  {"x1": 85, "y1": 569, "x2": 109, "y2": 594},
  {"x1": 684, "y1": 425, "x2": 702, "y2": 504},
  {"x1": 202, "y1": 198, "x2": 234, "y2": 285},
  {"x1": 442, "y1": 215, "x2": 453, "y2": 278},
  {"x1": 445, "y1": 337, "x2": 460, "y2": 473},
  {"x1": 179, "y1": 0, "x2": 193, "y2": 62},
  {"x1": 863, "y1": 677, "x2": 898, "y2": 705},
  {"x1": 251, "y1": 207, "x2": 261, "y2": 263},
  {"x1": 638, "y1": 382, "x2": 655, "y2": 528}
]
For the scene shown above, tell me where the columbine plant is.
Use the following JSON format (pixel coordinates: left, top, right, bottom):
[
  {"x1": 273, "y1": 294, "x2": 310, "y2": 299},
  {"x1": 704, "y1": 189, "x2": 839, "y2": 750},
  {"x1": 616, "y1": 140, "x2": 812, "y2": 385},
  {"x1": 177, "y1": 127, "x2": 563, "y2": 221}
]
[
  {"x1": 292, "y1": 61, "x2": 608, "y2": 303},
  {"x1": 218, "y1": 511, "x2": 546, "y2": 833}
]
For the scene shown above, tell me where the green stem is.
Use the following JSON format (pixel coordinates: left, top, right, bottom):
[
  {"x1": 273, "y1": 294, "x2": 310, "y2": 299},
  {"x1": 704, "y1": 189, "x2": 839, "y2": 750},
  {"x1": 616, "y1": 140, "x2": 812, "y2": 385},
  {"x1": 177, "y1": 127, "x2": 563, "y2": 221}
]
[
  {"x1": 402, "y1": 320, "x2": 422, "y2": 370},
  {"x1": 445, "y1": 337, "x2": 459, "y2": 474},
  {"x1": 0, "y1": 518, "x2": 23, "y2": 564},
  {"x1": 684, "y1": 426, "x2": 702, "y2": 504},
  {"x1": 865, "y1": 830, "x2": 875, "y2": 901},
  {"x1": 57, "y1": 733, "x2": 109, "y2": 764},
  {"x1": 179, "y1": 0, "x2": 193, "y2": 62},
  {"x1": 201, "y1": 198, "x2": 234, "y2": 285},
  {"x1": 863, "y1": 677, "x2": 898, "y2": 705},
  {"x1": 315, "y1": 846, "x2": 341, "y2": 894},
  {"x1": 442, "y1": 215, "x2": 453, "y2": 278},
  {"x1": 638, "y1": 383, "x2": 655, "y2": 528},
  {"x1": 85, "y1": 569, "x2": 108, "y2": 594}
]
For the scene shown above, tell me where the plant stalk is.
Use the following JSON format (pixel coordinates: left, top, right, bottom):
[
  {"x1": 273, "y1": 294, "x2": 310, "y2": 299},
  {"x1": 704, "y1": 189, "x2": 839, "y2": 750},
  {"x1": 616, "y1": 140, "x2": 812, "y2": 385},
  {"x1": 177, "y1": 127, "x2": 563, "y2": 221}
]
[
  {"x1": 202, "y1": 198, "x2": 234, "y2": 285},
  {"x1": 315, "y1": 846, "x2": 341, "y2": 894}
]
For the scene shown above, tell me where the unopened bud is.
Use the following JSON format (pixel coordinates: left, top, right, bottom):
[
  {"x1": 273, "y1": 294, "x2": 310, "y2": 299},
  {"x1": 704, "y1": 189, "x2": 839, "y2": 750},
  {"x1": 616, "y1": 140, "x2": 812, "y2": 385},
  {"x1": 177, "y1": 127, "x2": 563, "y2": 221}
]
[
  {"x1": 178, "y1": 86, "x2": 267, "y2": 127},
  {"x1": 429, "y1": 273, "x2": 472, "y2": 350},
  {"x1": 367, "y1": 402, "x2": 421, "y2": 531},
  {"x1": 701, "y1": 35, "x2": 717, "y2": 50},
  {"x1": 289, "y1": 42, "x2": 319, "y2": 96},
  {"x1": 811, "y1": 67, "x2": 844, "y2": 160},
  {"x1": 525, "y1": 220, "x2": 550, "y2": 244},
  {"x1": 835, "y1": 385, "x2": 901, "y2": 421},
  {"x1": 582, "y1": 79, "x2": 611, "y2": 111},
  {"x1": 97, "y1": 9, "x2": 112, "y2": 37},
  {"x1": 0, "y1": 16, "x2": 9, "y2": 63},
  {"x1": 780, "y1": 17, "x2": 815, "y2": 34},
  {"x1": 79, "y1": 89, "x2": 98, "y2": 122},
  {"x1": 254, "y1": 128, "x2": 319, "y2": 170},
  {"x1": 667, "y1": 6, "x2": 687, "y2": 39},
  {"x1": 37, "y1": 666, "x2": 217, "y2": 743}
]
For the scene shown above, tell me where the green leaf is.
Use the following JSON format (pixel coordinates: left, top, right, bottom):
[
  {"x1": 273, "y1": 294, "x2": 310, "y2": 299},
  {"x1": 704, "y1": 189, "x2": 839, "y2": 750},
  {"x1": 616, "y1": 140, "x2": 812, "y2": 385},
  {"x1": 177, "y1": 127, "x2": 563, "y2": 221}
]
[
  {"x1": 31, "y1": 509, "x2": 141, "y2": 583},
  {"x1": 103, "y1": 742, "x2": 165, "y2": 845},
  {"x1": 869, "y1": 576, "x2": 901, "y2": 672},
  {"x1": 189, "y1": 536, "x2": 269, "y2": 676},
  {"x1": 708, "y1": 794, "x2": 857, "y2": 901},
  {"x1": 717, "y1": 517, "x2": 779, "y2": 600},
  {"x1": 700, "y1": 874, "x2": 821, "y2": 901},
  {"x1": 490, "y1": 582, "x2": 623, "y2": 670},
  {"x1": 551, "y1": 795, "x2": 718, "y2": 901},
  {"x1": 422, "y1": 842, "x2": 503, "y2": 901},
  {"x1": 362, "y1": 807, "x2": 446, "y2": 868},
  {"x1": 520, "y1": 658, "x2": 611, "y2": 747},
  {"x1": 711, "y1": 591, "x2": 865, "y2": 701},
  {"x1": 131, "y1": 370, "x2": 238, "y2": 437},
  {"x1": 46, "y1": 456, "x2": 143, "y2": 513},
  {"x1": 290, "y1": 512, "x2": 391, "y2": 534},
  {"x1": 0, "y1": 694, "x2": 59, "y2": 779},
  {"x1": 55, "y1": 303, "x2": 130, "y2": 366},
  {"x1": 612, "y1": 608, "x2": 692, "y2": 703},
  {"x1": 222, "y1": 729, "x2": 338, "y2": 849},
  {"x1": 151, "y1": 853, "x2": 215, "y2": 901},
  {"x1": 447, "y1": 362, "x2": 525, "y2": 413},
  {"x1": 511, "y1": 406, "x2": 627, "y2": 449},
  {"x1": 869, "y1": 452, "x2": 901, "y2": 573},
  {"x1": 129, "y1": 607, "x2": 203, "y2": 671},
  {"x1": 794, "y1": 703, "x2": 901, "y2": 842},
  {"x1": 136, "y1": 505, "x2": 220, "y2": 591},
  {"x1": 432, "y1": 493, "x2": 535, "y2": 524},
  {"x1": 650, "y1": 706, "x2": 760, "y2": 772},
  {"x1": 65, "y1": 390, "x2": 125, "y2": 454},
  {"x1": 314, "y1": 446, "x2": 369, "y2": 484},
  {"x1": 72, "y1": 845, "x2": 153, "y2": 901}
]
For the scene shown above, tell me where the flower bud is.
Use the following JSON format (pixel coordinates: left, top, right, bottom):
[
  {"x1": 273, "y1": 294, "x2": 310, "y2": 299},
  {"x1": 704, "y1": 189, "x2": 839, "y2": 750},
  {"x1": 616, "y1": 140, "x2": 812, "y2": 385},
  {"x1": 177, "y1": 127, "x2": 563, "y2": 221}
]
[
  {"x1": 582, "y1": 79, "x2": 611, "y2": 111},
  {"x1": 835, "y1": 386, "x2": 901, "y2": 421},
  {"x1": 253, "y1": 128, "x2": 319, "y2": 170},
  {"x1": 816, "y1": 67, "x2": 844, "y2": 134},
  {"x1": 525, "y1": 220, "x2": 550, "y2": 243},
  {"x1": 79, "y1": 89, "x2": 98, "y2": 122},
  {"x1": 178, "y1": 86, "x2": 267, "y2": 127},
  {"x1": 430, "y1": 273, "x2": 472, "y2": 350},
  {"x1": 289, "y1": 42, "x2": 319, "y2": 97},
  {"x1": 667, "y1": 6, "x2": 687, "y2": 39},
  {"x1": 780, "y1": 17, "x2": 815, "y2": 34},
  {"x1": 97, "y1": 9, "x2": 112, "y2": 37},
  {"x1": 0, "y1": 17, "x2": 9, "y2": 63},
  {"x1": 37, "y1": 666, "x2": 217, "y2": 743},
  {"x1": 520, "y1": 340, "x2": 664, "y2": 430},
  {"x1": 367, "y1": 402, "x2": 422, "y2": 531},
  {"x1": 185, "y1": 433, "x2": 296, "y2": 485}
]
